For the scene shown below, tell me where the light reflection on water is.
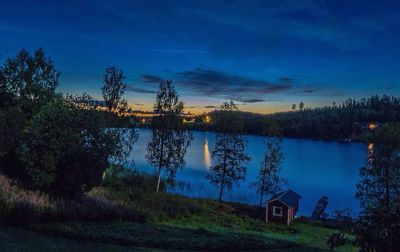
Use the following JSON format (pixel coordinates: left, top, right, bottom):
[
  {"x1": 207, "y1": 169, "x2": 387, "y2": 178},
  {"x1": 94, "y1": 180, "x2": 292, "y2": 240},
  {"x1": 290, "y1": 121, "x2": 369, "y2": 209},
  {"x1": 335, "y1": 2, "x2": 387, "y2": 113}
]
[
  {"x1": 203, "y1": 137, "x2": 212, "y2": 169},
  {"x1": 131, "y1": 128, "x2": 367, "y2": 216}
]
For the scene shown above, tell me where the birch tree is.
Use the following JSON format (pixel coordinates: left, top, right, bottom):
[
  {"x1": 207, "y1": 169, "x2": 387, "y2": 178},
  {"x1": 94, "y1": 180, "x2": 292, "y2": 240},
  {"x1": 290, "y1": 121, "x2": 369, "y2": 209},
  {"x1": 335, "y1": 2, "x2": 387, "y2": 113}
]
[
  {"x1": 102, "y1": 66, "x2": 127, "y2": 114},
  {"x1": 146, "y1": 80, "x2": 192, "y2": 192},
  {"x1": 252, "y1": 136, "x2": 286, "y2": 207},
  {"x1": 206, "y1": 101, "x2": 250, "y2": 204}
]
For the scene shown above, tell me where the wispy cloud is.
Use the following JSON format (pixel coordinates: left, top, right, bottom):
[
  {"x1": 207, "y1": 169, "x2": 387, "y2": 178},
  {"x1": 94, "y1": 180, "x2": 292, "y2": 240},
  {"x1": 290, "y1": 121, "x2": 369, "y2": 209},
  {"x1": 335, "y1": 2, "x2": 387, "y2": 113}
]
[
  {"x1": 126, "y1": 85, "x2": 156, "y2": 94},
  {"x1": 175, "y1": 68, "x2": 292, "y2": 103},
  {"x1": 140, "y1": 74, "x2": 164, "y2": 84}
]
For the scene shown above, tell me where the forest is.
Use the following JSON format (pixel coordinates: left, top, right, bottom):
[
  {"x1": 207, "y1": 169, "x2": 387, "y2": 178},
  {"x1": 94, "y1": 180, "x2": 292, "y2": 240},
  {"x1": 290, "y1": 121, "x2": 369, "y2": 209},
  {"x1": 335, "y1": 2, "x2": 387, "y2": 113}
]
[{"x1": 196, "y1": 95, "x2": 400, "y2": 139}]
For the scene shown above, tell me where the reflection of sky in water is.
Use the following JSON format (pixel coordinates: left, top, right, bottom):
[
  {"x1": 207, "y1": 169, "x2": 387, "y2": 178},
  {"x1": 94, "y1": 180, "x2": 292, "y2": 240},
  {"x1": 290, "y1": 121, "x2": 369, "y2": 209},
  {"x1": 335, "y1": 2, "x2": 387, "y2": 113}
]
[{"x1": 131, "y1": 129, "x2": 367, "y2": 217}]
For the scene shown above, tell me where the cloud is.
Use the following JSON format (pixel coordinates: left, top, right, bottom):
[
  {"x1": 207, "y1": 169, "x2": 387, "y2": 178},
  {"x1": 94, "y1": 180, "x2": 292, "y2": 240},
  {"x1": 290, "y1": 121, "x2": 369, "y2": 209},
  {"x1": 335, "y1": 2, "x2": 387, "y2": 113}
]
[
  {"x1": 176, "y1": 68, "x2": 292, "y2": 103},
  {"x1": 140, "y1": 74, "x2": 164, "y2": 84},
  {"x1": 126, "y1": 85, "x2": 156, "y2": 94},
  {"x1": 301, "y1": 85, "x2": 319, "y2": 93},
  {"x1": 204, "y1": 105, "x2": 217, "y2": 108},
  {"x1": 233, "y1": 98, "x2": 265, "y2": 103}
]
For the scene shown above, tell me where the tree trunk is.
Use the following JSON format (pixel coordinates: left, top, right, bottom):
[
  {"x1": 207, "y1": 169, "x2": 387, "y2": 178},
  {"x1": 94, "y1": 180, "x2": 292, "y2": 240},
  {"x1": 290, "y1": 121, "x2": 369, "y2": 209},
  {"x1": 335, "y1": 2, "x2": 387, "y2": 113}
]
[
  {"x1": 156, "y1": 168, "x2": 162, "y2": 193},
  {"x1": 259, "y1": 169, "x2": 267, "y2": 207},
  {"x1": 219, "y1": 138, "x2": 228, "y2": 205},
  {"x1": 156, "y1": 130, "x2": 165, "y2": 193},
  {"x1": 218, "y1": 179, "x2": 225, "y2": 205}
]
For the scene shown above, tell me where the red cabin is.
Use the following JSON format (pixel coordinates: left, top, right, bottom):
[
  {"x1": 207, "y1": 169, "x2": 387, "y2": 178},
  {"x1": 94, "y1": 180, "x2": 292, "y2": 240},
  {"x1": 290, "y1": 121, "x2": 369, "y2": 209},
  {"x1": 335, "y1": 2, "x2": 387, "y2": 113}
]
[{"x1": 266, "y1": 189, "x2": 302, "y2": 225}]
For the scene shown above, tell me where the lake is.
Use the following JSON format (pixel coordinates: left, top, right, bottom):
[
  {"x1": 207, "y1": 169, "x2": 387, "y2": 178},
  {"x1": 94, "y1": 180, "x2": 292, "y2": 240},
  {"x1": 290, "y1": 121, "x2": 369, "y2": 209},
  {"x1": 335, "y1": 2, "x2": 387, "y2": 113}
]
[{"x1": 130, "y1": 128, "x2": 367, "y2": 217}]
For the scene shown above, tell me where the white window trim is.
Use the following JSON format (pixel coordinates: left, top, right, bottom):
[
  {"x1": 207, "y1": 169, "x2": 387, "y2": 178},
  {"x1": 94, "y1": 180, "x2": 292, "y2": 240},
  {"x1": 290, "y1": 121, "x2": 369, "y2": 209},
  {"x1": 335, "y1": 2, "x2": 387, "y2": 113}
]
[{"x1": 273, "y1": 206, "x2": 283, "y2": 217}]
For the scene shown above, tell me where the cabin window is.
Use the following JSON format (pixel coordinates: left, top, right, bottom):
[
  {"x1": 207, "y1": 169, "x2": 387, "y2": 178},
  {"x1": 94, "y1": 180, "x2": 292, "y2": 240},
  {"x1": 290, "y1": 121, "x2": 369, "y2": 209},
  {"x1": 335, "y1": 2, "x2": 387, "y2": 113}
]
[{"x1": 273, "y1": 206, "x2": 283, "y2": 217}]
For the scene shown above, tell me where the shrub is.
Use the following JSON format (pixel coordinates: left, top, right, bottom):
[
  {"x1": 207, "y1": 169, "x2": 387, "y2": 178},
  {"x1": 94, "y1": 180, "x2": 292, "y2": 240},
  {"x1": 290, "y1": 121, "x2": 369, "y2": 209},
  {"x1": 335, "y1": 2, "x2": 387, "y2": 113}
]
[
  {"x1": 102, "y1": 166, "x2": 164, "y2": 194},
  {"x1": 0, "y1": 174, "x2": 148, "y2": 224},
  {"x1": 18, "y1": 97, "x2": 135, "y2": 198},
  {"x1": 0, "y1": 174, "x2": 56, "y2": 224},
  {"x1": 327, "y1": 232, "x2": 347, "y2": 250}
]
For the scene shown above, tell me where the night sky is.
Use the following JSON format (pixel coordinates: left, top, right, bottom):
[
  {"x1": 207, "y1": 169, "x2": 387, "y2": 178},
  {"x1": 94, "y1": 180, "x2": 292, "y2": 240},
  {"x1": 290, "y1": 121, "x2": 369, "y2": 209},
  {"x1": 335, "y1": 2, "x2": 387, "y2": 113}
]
[{"x1": 1, "y1": 0, "x2": 400, "y2": 114}]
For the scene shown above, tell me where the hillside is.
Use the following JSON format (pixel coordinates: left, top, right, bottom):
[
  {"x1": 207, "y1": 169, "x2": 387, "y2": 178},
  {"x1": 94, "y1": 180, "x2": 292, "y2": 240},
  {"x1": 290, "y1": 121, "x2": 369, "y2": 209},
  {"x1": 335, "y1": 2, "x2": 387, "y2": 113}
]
[{"x1": 0, "y1": 173, "x2": 356, "y2": 251}]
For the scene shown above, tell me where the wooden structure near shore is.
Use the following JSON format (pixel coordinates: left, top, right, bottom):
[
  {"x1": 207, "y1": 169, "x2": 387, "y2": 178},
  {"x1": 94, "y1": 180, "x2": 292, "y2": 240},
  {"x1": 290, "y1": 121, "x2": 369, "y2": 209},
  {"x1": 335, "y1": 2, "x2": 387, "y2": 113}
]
[
  {"x1": 265, "y1": 189, "x2": 302, "y2": 225},
  {"x1": 311, "y1": 196, "x2": 328, "y2": 220}
]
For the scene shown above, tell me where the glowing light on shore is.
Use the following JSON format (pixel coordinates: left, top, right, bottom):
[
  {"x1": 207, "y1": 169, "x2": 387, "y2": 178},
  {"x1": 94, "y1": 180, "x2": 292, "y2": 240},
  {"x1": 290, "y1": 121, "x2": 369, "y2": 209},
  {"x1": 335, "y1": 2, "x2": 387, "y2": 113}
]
[
  {"x1": 204, "y1": 138, "x2": 211, "y2": 169},
  {"x1": 368, "y1": 143, "x2": 374, "y2": 163},
  {"x1": 368, "y1": 123, "x2": 378, "y2": 130}
]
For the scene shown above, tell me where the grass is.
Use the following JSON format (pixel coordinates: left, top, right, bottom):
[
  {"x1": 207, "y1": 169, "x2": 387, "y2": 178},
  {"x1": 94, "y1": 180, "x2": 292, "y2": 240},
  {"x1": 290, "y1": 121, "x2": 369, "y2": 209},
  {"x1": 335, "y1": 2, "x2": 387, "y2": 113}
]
[
  {"x1": 0, "y1": 224, "x2": 155, "y2": 252},
  {"x1": 0, "y1": 174, "x2": 148, "y2": 224},
  {"x1": 0, "y1": 172, "x2": 357, "y2": 251}
]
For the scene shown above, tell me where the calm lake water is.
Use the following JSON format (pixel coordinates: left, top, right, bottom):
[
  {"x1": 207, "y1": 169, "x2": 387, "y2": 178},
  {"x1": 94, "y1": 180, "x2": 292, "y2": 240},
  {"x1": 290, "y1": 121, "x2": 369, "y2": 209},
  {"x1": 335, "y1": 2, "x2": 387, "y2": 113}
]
[{"x1": 130, "y1": 128, "x2": 367, "y2": 217}]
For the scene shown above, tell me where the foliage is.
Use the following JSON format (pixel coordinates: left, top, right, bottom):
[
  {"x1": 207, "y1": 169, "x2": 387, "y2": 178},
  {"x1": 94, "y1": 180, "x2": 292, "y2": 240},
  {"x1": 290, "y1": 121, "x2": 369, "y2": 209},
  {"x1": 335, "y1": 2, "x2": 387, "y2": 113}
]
[
  {"x1": 0, "y1": 173, "x2": 148, "y2": 225},
  {"x1": 327, "y1": 232, "x2": 347, "y2": 250},
  {"x1": 355, "y1": 123, "x2": 400, "y2": 251},
  {"x1": 0, "y1": 48, "x2": 60, "y2": 117},
  {"x1": 207, "y1": 101, "x2": 251, "y2": 203},
  {"x1": 102, "y1": 165, "x2": 165, "y2": 193},
  {"x1": 0, "y1": 49, "x2": 59, "y2": 181},
  {"x1": 146, "y1": 80, "x2": 192, "y2": 192},
  {"x1": 202, "y1": 95, "x2": 400, "y2": 139},
  {"x1": 17, "y1": 95, "x2": 136, "y2": 198},
  {"x1": 102, "y1": 66, "x2": 128, "y2": 114},
  {"x1": 252, "y1": 136, "x2": 287, "y2": 207},
  {"x1": 0, "y1": 170, "x2": 357, "y2": 251}
]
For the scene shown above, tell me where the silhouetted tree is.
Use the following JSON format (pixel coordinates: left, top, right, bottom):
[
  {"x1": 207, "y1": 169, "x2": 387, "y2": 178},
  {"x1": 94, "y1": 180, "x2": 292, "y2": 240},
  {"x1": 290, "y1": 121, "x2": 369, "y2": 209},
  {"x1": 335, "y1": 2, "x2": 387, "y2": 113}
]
[
  {"x1": 252, "y1": 136, "x2": 286, "y2": 207},
  {"x1": 291, "y1": 104, "x2": 297, "y2": 111},
  {"x1": 207, "y1": 101, "x2": 251, "y2": 204},
  {"x1": 0, "y1": 48, "x2": 59, "y2": 117},
  {"x1": 102, "y1": 66, "x2": 127, "y2": 114},
  {"x1": 18, "y1": 94, "x2": 136, "y2": 198},
  {"x1": 0, "y1": 49, "x2": 59, "y2": 180},
  {"x1": 355, "y1": 123, "x2": 400, "y2": 251},
  {"x1": 146, "y1": 80, "x2": 192, "y2": 192},
  {"x1": 299, "y1": 102, "x2": 305, "y2": 111}
]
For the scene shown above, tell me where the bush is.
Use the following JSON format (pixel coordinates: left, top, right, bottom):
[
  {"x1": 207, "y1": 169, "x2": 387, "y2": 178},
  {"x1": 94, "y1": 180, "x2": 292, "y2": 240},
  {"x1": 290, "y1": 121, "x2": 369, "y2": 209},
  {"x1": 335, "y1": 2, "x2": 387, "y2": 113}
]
[
  {"x1": 102, "y1": 165, "x2": 164, "y2": 194},
  {"x1": 17, "y1": 97, "x2": 135, "y2": 198},
  {"x1": 327, "y1": 232, "x2": 347, "y2": 250},
  {"x1": 0, "y1": 174, "x2": 149, "y2": 225}
]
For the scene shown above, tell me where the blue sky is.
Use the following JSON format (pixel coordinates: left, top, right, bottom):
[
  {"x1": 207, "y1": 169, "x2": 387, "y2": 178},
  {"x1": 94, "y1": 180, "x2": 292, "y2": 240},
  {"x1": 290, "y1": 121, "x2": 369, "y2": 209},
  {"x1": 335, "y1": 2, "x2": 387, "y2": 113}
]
[{"x1": 1, "y1": 0, "x2": 400, "y2": 113}]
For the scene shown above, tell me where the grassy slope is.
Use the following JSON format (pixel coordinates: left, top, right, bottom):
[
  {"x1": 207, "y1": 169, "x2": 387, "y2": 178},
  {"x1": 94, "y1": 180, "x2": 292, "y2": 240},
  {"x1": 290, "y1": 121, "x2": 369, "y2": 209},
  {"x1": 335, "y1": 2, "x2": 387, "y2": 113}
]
[
  {"x1": 27, "y1": 187, "x2": 356, "y2": 251},
  {"x1": 0, "y1": 180, "x2": 357, "y2": 251},
  {"x1": 0, "y1": 225, "x2": 156, "y2": 252}
]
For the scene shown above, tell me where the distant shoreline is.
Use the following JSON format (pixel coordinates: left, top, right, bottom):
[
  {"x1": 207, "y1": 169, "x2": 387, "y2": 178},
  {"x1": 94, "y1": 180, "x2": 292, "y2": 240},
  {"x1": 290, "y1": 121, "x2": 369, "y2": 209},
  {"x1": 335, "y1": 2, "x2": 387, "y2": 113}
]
[{"x1": 136, "y1": 125, "x2": 367, "y2": 144}]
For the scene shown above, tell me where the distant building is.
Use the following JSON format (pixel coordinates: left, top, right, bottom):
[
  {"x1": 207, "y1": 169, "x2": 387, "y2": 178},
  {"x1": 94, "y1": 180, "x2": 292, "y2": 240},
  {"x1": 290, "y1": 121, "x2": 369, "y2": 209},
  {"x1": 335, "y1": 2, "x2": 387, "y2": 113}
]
[{"x1": 265, "y1": 189, "x2": 302, "y2": 225}]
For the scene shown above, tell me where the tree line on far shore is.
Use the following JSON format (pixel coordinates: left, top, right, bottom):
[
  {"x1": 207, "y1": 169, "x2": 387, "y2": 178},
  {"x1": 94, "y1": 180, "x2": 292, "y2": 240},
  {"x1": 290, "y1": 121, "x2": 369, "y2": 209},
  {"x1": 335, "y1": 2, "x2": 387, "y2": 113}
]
[
  {"x1": 196, "y1": 95, "x2": 400, "y2": 140},
  {"x1": 1, "y1": 49, "x2": 400, "y2": 251}
]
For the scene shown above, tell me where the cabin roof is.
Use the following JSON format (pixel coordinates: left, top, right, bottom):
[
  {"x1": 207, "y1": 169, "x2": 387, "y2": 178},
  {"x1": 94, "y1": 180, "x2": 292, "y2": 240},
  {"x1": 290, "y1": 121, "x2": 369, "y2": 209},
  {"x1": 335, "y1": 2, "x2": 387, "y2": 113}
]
[{"x1": 266, "y1": 189, "x2": 302, "y2": 207}]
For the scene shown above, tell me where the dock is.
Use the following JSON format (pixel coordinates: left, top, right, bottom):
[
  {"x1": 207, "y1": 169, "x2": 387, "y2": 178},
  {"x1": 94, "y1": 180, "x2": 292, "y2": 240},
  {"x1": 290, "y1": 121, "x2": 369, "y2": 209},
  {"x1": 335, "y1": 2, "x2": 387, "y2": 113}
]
[{"x1": 311, "y1": 196, "x2": 328, "y2": 220}]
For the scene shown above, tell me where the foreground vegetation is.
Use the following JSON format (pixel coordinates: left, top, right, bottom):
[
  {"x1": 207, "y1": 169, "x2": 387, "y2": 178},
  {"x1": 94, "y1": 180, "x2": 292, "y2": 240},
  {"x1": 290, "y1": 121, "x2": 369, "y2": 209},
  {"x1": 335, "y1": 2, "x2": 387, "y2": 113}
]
[{"x1": 0, "y1": 171, "x2": 355, "y2": 251}]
